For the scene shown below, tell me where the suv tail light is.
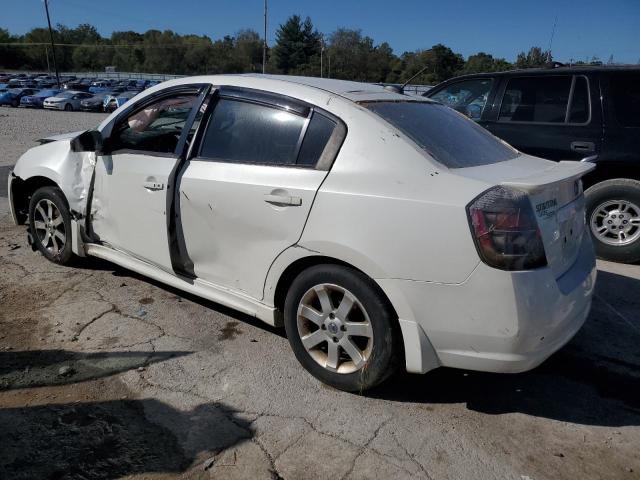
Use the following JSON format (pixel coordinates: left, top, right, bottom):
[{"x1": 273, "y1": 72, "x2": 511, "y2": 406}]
[{"x1": 467, "y1": 186, "x2": 547, "y2": 271}]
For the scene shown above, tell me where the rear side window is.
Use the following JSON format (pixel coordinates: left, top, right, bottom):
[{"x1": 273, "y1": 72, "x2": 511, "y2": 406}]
[
  {"x1": 297, "y1": 112, "x2": 336, "y2": 166},
  {"x1": 363, "y1": 101, "x2": 518, "y2": 168},
  {"x1": 499, "y1": 76, "x2": 572, "y2": 123},
  {"x1": 610, "y1": 73, "x2": 640, "y2": 127},
  {"x1": 199, "y1": 98, "x2": 306, "y2": 165}
]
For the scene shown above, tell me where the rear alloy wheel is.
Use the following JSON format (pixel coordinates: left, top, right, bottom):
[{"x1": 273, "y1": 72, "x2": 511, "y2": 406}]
[
  {"x1": 28, "y1": 186, "x2": 74, "y2": 265},
  {"x1": 284, "y1": 265, "x2": 399, "y2": 392},
  {"x1": 586, "y1": 178, "x2": 640, "y2": 263}
]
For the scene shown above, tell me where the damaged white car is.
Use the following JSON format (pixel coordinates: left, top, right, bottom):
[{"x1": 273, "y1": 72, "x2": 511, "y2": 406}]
[{"x1": 8, "y1": 75, "x2": 597, "y2": 391}]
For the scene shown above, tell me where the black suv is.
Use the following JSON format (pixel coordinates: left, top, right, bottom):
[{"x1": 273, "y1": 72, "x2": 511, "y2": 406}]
[{"x1": 425, "y1": 66, "x2": 640, "y2": 263}]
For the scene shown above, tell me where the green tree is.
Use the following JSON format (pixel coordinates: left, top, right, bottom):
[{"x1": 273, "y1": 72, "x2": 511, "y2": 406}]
[
  {"x1": 272, "y1": 15, "x2": 320, "y2": 74},
  {"x1": 515, "y1": 46, "x2": 551, "y2": 69},
  {"x1": 463, "y1": 52, "x2": 511, "y2": 74}
]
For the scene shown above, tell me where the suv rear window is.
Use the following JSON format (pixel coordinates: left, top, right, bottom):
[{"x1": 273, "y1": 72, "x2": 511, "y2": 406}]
[
  {"x1": 362, "y1": 101, "x2": 518, "y2": 168},
  {"x1": 610, "y1": 73, "x2": 640, "y2": 128}
]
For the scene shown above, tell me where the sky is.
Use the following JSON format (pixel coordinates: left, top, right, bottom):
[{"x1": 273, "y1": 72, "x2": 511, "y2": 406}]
[{"x1": 4, "y1": 0, "x2": 640, "y2": 63}]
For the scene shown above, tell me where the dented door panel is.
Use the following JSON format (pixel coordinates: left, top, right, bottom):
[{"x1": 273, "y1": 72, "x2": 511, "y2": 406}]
[
  {"x1": 90, "y1": 152, "x2": 177, "y2": 271},
  {"x1": 179, "y1": 161, "x2": 328, "y2": 299}
]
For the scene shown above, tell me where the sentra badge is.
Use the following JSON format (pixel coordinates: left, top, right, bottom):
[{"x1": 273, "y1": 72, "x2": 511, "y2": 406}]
[{"x1": 536, "y1": 198, "x2": 557, "y2": 218}]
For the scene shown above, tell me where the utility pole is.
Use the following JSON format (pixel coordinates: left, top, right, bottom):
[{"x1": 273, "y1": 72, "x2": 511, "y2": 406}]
[
  {"x1": 45, "y1": 45, "x2": 51, "y2": 74},
  {"x1": 44, "y1": 0, "x2": 60, "y2": 87},
  {"x1": 262, "y1": 0, "x2": 267, "y2": 74},
  {"x1": 320, "y1": 39, "x2": 324, "y2": 78}
]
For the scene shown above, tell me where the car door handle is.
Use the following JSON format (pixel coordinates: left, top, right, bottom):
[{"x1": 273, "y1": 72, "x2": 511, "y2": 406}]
[
  {"x1": 264, "y1": 193, "x2": 302, "y2": 206},
  {"x1": 570, "y1": 141, "x2": 595, "y2": 153},
  {"x1": 143, "y1": 181, "x2": 165, "y2": 191}
]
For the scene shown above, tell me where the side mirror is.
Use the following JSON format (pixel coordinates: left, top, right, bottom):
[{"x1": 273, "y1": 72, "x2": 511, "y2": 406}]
[{"x1": 70, "y1": 129, "x2": 103, "y2": 153}]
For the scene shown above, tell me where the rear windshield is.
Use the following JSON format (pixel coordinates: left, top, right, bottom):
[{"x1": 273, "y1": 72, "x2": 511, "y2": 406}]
[{"x1": 362, "y1": 101, "x2": 519, "y2": 168}]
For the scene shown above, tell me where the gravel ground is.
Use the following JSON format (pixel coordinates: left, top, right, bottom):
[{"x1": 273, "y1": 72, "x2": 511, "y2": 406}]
[
  {"x1": 1, "y1": 108, "x2": 639, "y2": 480},
  {"x1": 0, "y1": 106, "x2": 108, "y2": 168}
]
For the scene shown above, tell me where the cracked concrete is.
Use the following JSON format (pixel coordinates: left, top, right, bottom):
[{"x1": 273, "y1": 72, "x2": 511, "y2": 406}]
[{"x1": 1, "y1": 108, "x2": 640, "y2": 479}]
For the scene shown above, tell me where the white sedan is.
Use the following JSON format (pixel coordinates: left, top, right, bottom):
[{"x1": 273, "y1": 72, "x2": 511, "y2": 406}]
[
  {"x1": 8, "y1": 75, "x2": 596, "y2": 391},
  {"x1": 43, "y1": 90, "x2": 94, "y2": 111}
]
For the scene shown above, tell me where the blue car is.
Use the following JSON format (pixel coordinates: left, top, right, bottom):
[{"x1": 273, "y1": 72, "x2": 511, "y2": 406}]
[
  {"x1": 20, "y1": 89, "x2": 61, "y2": 108},
  {"x1": 0, "y1": 88, "x2": 39, "y2": 107}
]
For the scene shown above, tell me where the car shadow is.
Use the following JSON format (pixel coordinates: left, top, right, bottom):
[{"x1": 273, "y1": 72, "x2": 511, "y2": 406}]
[
  {"x1": 0, "y1": 349, "x2": 190, "y2": 391},
  {"x1": 0, "y1": 398, "x2": 252, "y2": 479},
  {"x1": 370, "y1": 268, "x2": 640, "y2": 427}
]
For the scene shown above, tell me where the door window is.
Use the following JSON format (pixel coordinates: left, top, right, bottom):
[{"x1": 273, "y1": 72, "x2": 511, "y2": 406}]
[
  {"x1": 109, "y1": 93, "x2": 198, "y2": 154},
  {"x1": 429, "y1": 79, "x2": 493, "y2": 121},
  {"x1": 297, "y1": 112, "x2": 337, "y2": 166},
  {"x1": 499, "y1": 76, "x2": 571, "y2": 123},
  {"x1": 199, "y1": 98, "x2": 307, "y2": 166},
  {"x1": 610, "y1": 72, "x2": 640, "y2": 127}
]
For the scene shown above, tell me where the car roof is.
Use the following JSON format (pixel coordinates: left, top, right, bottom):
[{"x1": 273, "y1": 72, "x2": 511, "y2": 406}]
[
  {"x1": 435, "y1": 64, "x2": 640, "y2": 83},
  {"x1": 155, "y1": 74, "x2": 433, "y2": 104}
]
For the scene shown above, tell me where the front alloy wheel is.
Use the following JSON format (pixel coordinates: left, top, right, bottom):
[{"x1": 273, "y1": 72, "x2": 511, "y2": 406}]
[
  {"x1": 284, "y1": 264, "x2": 399, "y2": 392},
  {"x1": 28, "y1": 186, "x2": 75, "y2": 265},
  {"x1": 33, "y1": 198, "x2": 66, "y2": 255}
]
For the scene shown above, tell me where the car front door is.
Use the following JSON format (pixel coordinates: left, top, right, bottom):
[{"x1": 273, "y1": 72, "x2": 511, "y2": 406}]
[
  {"x1": 177, "y1": 89, "x2": 344, "y2": 300},
  {"x1": 90, "y1": 86, "x2": 204, "y2": 271},
  {"x1": 483, "y1": 74, "x2": 603, "y2": 161}
]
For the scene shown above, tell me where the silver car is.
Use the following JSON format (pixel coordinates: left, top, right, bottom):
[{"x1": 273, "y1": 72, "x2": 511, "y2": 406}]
[{"x1": 43, "y1": 91, "x2": 93, "y2": 111}]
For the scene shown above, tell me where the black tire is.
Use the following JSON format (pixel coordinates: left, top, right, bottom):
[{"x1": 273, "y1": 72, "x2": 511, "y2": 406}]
[
  {"x1": 585, "y1": 178, "x2": 640, "y2": 263},
  {"x1": 64, "y1": 103, "x2": 73, "y2": 111},
  {"x1": 284, "y1": 264, "x2": 400, "y2": 392},
  {"x1": 28, "y1": 186, "x2": 75, "y2": 265},
  {"x1": 11, "y1": 98, "x2": 18, "y2": 107}
]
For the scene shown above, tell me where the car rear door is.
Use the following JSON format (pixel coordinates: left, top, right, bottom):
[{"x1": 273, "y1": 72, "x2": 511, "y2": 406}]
[
  {"x1": 483, "y1": 74, "x2": 603, "y2": 161},
  {"x1": 90, "y1": 85, "x2": 205, "y2": 271},
  {"x1": 177, "y1": 88, "x2": 345, "y2": 300}
]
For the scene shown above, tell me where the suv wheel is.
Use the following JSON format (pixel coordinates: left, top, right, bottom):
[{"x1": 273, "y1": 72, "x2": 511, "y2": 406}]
[
  {"x1": 28, "y1": 186, "x2": 75, "y2": 265},
  {"x1": 284, "y1": 264, "x2": 399, "y2": 392},
  {"x1": 585, "y1": 178, "x2": 640, "y2": 263}
]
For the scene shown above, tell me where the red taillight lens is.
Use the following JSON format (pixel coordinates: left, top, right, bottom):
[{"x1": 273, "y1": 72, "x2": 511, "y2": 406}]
[{"x1": 467, "y1": 186, "x2": 547, "y2": 271}]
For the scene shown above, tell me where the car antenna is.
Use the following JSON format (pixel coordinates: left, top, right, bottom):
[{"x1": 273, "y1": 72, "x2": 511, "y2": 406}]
[{"x1": 384, "y1": 65, "x2": 431, "y2": 95}]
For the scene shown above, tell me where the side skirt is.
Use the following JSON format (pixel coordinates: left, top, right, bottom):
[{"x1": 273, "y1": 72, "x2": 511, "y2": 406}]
[{"x1": 83, "y1": 243, "x2": 278, "y2": 326}]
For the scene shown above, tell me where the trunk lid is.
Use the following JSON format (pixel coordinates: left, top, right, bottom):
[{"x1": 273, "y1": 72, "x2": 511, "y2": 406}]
[{"x1": 457, "y1": 155, "x2": 595, "y2": 278}]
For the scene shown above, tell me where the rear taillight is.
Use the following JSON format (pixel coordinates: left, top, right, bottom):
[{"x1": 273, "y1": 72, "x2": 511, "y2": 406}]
[{"x1": 467, "y1": 186, "x2": 547, "y2": 271}]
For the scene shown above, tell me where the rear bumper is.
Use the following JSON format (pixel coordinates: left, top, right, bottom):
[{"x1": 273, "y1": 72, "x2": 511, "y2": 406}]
[{"x1": 379, "y1": 233, "x2": 596, "y2": 374}]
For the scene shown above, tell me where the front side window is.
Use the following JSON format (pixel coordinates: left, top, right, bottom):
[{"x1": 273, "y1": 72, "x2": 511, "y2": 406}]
[
  {"x1": 199, "y1": 98, "x2": 307, "y2": 165},
  {"x1": 499, "y1": 76, "x2": 573, "y2": 123},
  {"x1": 363, "y1": 101, "x2": 519, "y2": 168},
  {"x1": 429, "y1": 78, "x2": 493, "y2": 121},
  {"x1": 110, "y1": 93, "x2": 198, "y2": 154},
  {"x1": 610, "y1": 72, "x2": 640, "y2": 128}
]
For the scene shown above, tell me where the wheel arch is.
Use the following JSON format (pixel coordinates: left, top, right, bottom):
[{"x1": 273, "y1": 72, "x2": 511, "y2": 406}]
[
  {"x1": 583, "y1": 160, "x2": 640, "y2": 190},
  {"x1": 10, "y1": 174, "x2": 62, "y2": 224},
  {"x1": 267, "y1": 248, "x2": 440, "y2": 374}
]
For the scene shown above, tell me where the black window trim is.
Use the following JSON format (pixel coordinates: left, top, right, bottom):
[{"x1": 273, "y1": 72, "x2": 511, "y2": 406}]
[
  {"x1": 191, "y1": 86, "x2": 347, "y2": 171},
  {"x1": 496, "y1": 74, "x2": 592, "y2": 126}
]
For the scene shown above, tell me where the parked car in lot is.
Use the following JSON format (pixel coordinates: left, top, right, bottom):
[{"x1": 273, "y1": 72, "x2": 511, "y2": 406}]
[
  {"x1": 43, "y1": 91, "x2": 94, "y2": 111},
  {"x1": 19, "y1": 89, "x2": 61, "y2": 108},
  {"x1": 425, "y1": 66, "x2": 640, "y2": 263},
  {"x1": 80, "y1": 90, "x2": 122, "y2": 112},
  {"x1": 0, "y1": 88, "x2": 39, "y2": 107},
  {"x1": 103, "y1": 91, "x2": 137, "y2": 112},
  {"x1": 8, "y1": 75, "x2": 596, "y2": 391}
]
